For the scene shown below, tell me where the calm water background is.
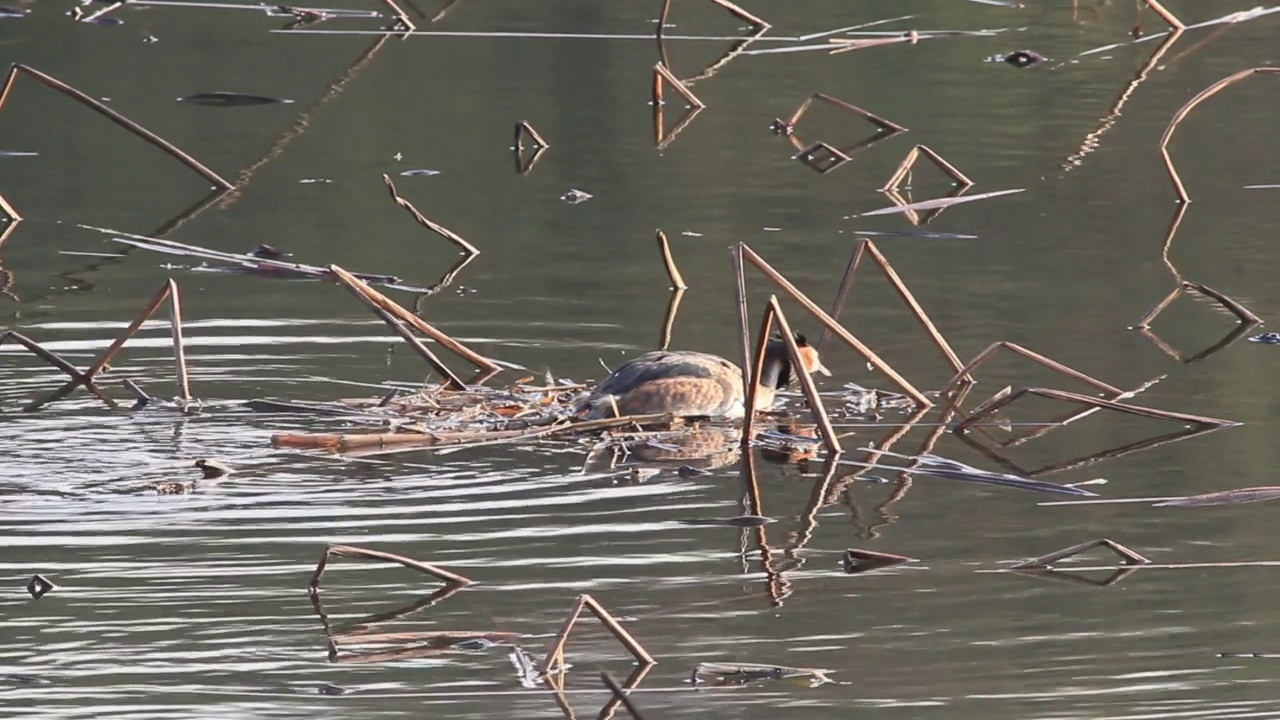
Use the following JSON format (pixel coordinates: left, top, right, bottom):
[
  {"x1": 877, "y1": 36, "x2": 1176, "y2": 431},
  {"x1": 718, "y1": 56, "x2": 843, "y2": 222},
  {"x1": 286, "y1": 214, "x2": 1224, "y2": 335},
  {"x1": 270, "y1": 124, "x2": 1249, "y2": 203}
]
[{"x1": 3, "y1": 1, "x2": 1280, "y2": 718}]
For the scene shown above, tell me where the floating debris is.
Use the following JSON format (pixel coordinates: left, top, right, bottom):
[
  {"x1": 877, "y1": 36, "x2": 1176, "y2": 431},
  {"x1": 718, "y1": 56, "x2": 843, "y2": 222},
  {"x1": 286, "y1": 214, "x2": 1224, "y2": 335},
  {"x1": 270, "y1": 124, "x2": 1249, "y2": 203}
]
[
  {"x1": 0, "y1": 6, "x2": 30, "y2": 17},
  {"x1": 194, "y1": 458, "x2": 233, "y2": 480},
  {"x1": 691, "y1": 662, "x2": 834, "y2": 687},
  {"x1": 298, "y1": 177, "x2": 332, "y2": 184},
  {"x1": 0, "y1": 150, "x2": 37, "y2": 157},
  {"x1": 399, "y1": 168, "x2": 441, "y2": 176},
  {"x1": 561, "y1": 188, "x2": 593, "y2": 204},
  {"x1": 989, "y1": 49, "x2": 1047, "y2": 67},
  {"x1": 248, "y1": 244, "x2": 292, "y2": 260},
  {"x1": 843, "y1": 548, "x2": 913, "y2": 574},
  {"x1": 308, "y1": 543, "x2": 472, "y2": 592},
  {"x1": 1154, "y1": 487, "x2": 1280, "y2": 507},
  {"x1": 1249, "y1": 333, "x2": 1280, "y2": 345},
  {"x1": 178, "y1": 92, "x2": 295, "y2": 107},
  {"x1": 26, "y1": 574, "x2": 56, "y2": 599}
]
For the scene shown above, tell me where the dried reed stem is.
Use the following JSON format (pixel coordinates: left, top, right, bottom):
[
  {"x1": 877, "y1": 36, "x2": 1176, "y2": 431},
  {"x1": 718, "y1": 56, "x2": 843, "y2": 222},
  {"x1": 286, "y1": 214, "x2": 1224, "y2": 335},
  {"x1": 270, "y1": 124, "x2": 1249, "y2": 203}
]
[
  {"x1": 0, "y1": 192, "x2": 20, "y2": 222},
  {"x1": 787, "y1": 92, "x2": 906, "y2": 133},
  {"x1": 731, "y1": 244, "x2": 754, "y2": 396},
  {"x1": 85, "y1": 282, "x2": 174, "y2": 378},
  {"x1": 308, "y1": 543, "x2": 471, "y2": 591},
  {"x1": 328, "y1": 264, "x2": 500, "y2": 372},
  {"x1": 768, "y1": 297, "x2": 840, "y2": 455},
  {"x1": 882, "y1": 144, "x2": 974, "y2": 190},
  {"x1": 940, "y1": 341, "x2": 1122, "y2": 398},
  {"x1": 843, "y1": 548, "x2": 914, "y2": 573},
  {"x1": 380, "y1": 0, "x2": 416, "y2": 31},
  {"x1": 330, "y1": 269, "x2": 465, "y2": 389},
  {"x1": 738, "y1": 243, "x2": 931, "y2": 407},
  {"x1": 1008, "y1": 538, "x2": 1150, "y2": 570},
  {"x1": 381, "y1": 174, "x2": 480, "y2": 255},
  {"x1": 860, "y1": 240, "x2": 965, "y2": 374},
  {"x1": 955, "y1": 386, "x2": 1237, "y2": 434},
  {"x1": 0, "y1": 64, "x2": 233, "y2": 189},
  {"x1": 1160, "y1": 67, "x2": 1278, "y2": 202},
  {"x1": 740, "y1": 302, "x2": 778, "y2": 447},
  {"x1": 1183, "y1": 281, "x2": 1262, "y2": 324},
  {"x1": 514, "y1": 120, "x2": 549, "y2": 150},
  {"x1": 652, "y1": 62, "x2": 706, "y2": 109},
  {"x1": 539, "y1": 594, "x2": 656, "y2": 675},
  {"x1": 1, "y1": 331, "x2": 91, "y2": 380},
  {"x1": 1134, "y1": 285, "x2": 1184, "y2": 327},
  {"x1": 1144, "y1": 0, "x2": 1185, "y2": 29},
  {"x1": 655, "y1": 105, "x2": 703, "y2": 151},
  {"x1": 707, "y1": 0, "x2": 769, "y2": 29},
  {"x1": 165, "y1": 279, "x2": 191, "y2": 405},
  {"x1": 654, "y1": 230, "x2": 688, "y2": 290}
]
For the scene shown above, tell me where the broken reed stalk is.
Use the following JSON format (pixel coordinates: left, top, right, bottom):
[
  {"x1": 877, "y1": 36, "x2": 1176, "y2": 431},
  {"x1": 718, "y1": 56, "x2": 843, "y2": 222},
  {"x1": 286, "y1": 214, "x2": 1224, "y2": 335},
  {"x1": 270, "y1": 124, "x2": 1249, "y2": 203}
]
[
  {"x1": 381, "y1": 174, "x2": 480, "y2": 255},
  {"x1": 856, "y1": 239, "x2": 965, "y2": 375},
  {"x1": 738, "y1": 243, "x2": 931, "y2": 407},
  {"x1": 707, "y1": 0, "x2": 770, "y2": 29},
  {"x1": 954, "y1": 386, "x2": 1237, "y2": 434},
  {"x1": 538, "y1": 594, "x2": 656, "y2": 676},
  {"x1": 514, "y1": 120, "x2": 549, "y2": 150},
  {"x1": 328, "y1": 264, "x2": 500, "y2": 373},
  {"x1": 1135, "y1": 280, "x2": 1261, "y2": 329},
  {"x1": 380, "y1": 0, "x2": 416, "y2": 31},
  {"x1": 165, "y1": 279, "x2": 192, "y2": 405},
  {"x1": 601, "y1": 672, "x2": 648, "y2": 720},
  {"x1": 1, "y1": 331, "x2": 93, "y2": 380},
  {"x1": 767, "y1": 297, "x2": 840, "y2": 454},
  {"x1": 882, "y1": 144, "x2": 974, "y2": 191},
  {"x1": 308, "y1": 543, "x2": 471, "y2": 591},
  {"x1": 732, "y1": 244, "x2": 754, "y2": 397},
  {"x1": 82, "y1": 280, "x2": 186, "y2": 384},
  {"x1": 940, "y1": 341, "x2": 1123, "y2": 399},
  {"x1": 370, "y1": 302, "x2": 467, "y2": 390},
  {"x1": 741, "y1": 301, "x2": 779, "y2": 448},
  {"x1": 654, "y1": 229, "x2": 688, "y2": 290},
  {"x1": 0, "y1": 192, "x2": 20, "y2": 222},
  {"x1": 1008, "y1": 538, "x2": 1150, "y2": 570},
  {"x1": 787, "y1": 92, "x2": 906, "y2": 134},
  {"x1": 0, "y1": 64, "x2": 233, "y2": 190},
  {"x1": 1144, "y1": 0, "x2": 1186, "y2": 30},
  {"x1": 1160, "y1": 67, "x2": 1278, "y2": 203},
  {"x1": 652, "y1": 62, "x2": 706, "y2": 109}
]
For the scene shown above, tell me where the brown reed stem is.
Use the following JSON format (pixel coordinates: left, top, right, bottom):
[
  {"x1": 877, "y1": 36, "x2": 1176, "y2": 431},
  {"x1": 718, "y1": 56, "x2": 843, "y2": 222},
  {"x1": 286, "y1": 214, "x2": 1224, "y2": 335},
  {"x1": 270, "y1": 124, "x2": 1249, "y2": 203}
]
[
  {"x1": 740, "y1": 302, "x2": 777, "y2": 447},
  {"x1": 1, "y1": 331, "x2": 90, "y2": 380},
  {"x1": 738, "y1": 243, "x2": 931, "y2": 407},
  {"x1": 85, "y1": 282, "x2": 174, "y2": 378},
  {"x1": 1009, "y1": 538, "x2": 1150, "y2": 570},
  {"x1": 1183, "y1": 281, "x2": 1261, "y2": 324},
  {"x1": 539, "y1": 594, "x2": 656, "y2": 675},
  {"x1": 308, "y1": 543, "x2": 471, "y2": 591},
  {"x1": 381, "y1": 174, "x2": 480, "y2": 255},
  {"x1": 0, "y1": 64, "x2": 233, "y2": 189},
  {"x1": 328, "y1": 264, "x2": 500, "y2": 372},
  {"x1": 654, "y1": 229, "x2": 688, "y2": 290},
  {"x1": 707, "y1": 0, "x2": 769, "y2": 29},
  {"x1": 811, "y1": 92, "x2": 906, "y2": 133},
  {"x1": 165, "y1": 279, "x2": 191, "y2": 405},
  {"x1": 658, "y1": 288, "x2": 685, "y2": 351},
  {"x1": 860, "y1": 240, "x2": 965, "y2": 374},
  {"x1": 330, "y1": 270, "x2": 466, "y2": 389},
  {"x1": 380, "y1": 0, "x2": 416, "y2": 31},
  {"x1": 1144, "y1": 0, "x2": 1185, "y2": 29},
  {"x1": 652, "y1": 62, "x2": 706, "y2": 108},
  {"x1": 0, "y1": 192, "x2": 20, "y2": 222},
  {"x1": 1160, "y1": 67, "x2": 1279, "y2": 203},
  {"x1": 514, "y1": 120, "x2": 549, "y2": 150},
  {"x1": 954, "y1": 386, "x2": 1236, "y2": 434},
  {"x1": 768, "y1": 297, "x2": 840, "y2": 455},
  {"x1": 731, "y1": 244, "x2": 754, "y2": 397},
  {"x1": 940, "y1": 341, "x2": 1122, "y2": 399}
]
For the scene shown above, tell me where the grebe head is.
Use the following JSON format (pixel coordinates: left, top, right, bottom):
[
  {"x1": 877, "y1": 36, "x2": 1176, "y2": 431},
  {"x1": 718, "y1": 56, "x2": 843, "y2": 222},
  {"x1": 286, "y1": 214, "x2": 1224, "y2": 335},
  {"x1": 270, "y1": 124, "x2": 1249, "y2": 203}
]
[{"x1": 761, "y1": 333, "x2": 831, "y2": 389}]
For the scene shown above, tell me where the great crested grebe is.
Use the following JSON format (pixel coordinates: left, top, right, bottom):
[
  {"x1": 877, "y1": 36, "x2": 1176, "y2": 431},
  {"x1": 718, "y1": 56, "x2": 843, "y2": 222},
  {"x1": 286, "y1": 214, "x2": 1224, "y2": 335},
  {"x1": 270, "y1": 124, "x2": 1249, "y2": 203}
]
[{"x1": 576, "y1": 334, "x2": 831, "y2": 419}]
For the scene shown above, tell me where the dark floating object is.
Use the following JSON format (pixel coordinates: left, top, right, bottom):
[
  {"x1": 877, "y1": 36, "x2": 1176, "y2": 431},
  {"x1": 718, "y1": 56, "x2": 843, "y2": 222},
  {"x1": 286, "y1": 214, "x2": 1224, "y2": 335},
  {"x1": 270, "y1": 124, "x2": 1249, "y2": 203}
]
[
  {"x1": 248, "y1": 244, "x2": 292, "y2": 261},
  {"x1": 679, "y1": 514, "x2": 775, "y2": 527},
  {"x1": 178, "y1": 92, "x2": 295, "y2": 107},
  {"x1": 995, "y1": 50, "x2": 1048, "y2": 67},
  {"x1": 844, "y1": 548, "x2": 913, "y2": 574},
  {"x1": 194, "y1": 458, "x2": 233, "y2": 480},
  {"x1": 26, "y1": 574, "x2": 56, "y2": 599},
  {"x1": 316, "y1": 684, "x2": 347, "y2": 696},
  {"x1": 561, "y1": 188, "x2": 593, "y2": 204},
  {"x1": 691, "y1": 662, "x2": 834, "y2": 687},
  {"x1": 399, "y1": 169, "x2": 441, "y2": 177},
  {"x1": 1249, "y1": 332, "x2": 1280, "y2": 344}
]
